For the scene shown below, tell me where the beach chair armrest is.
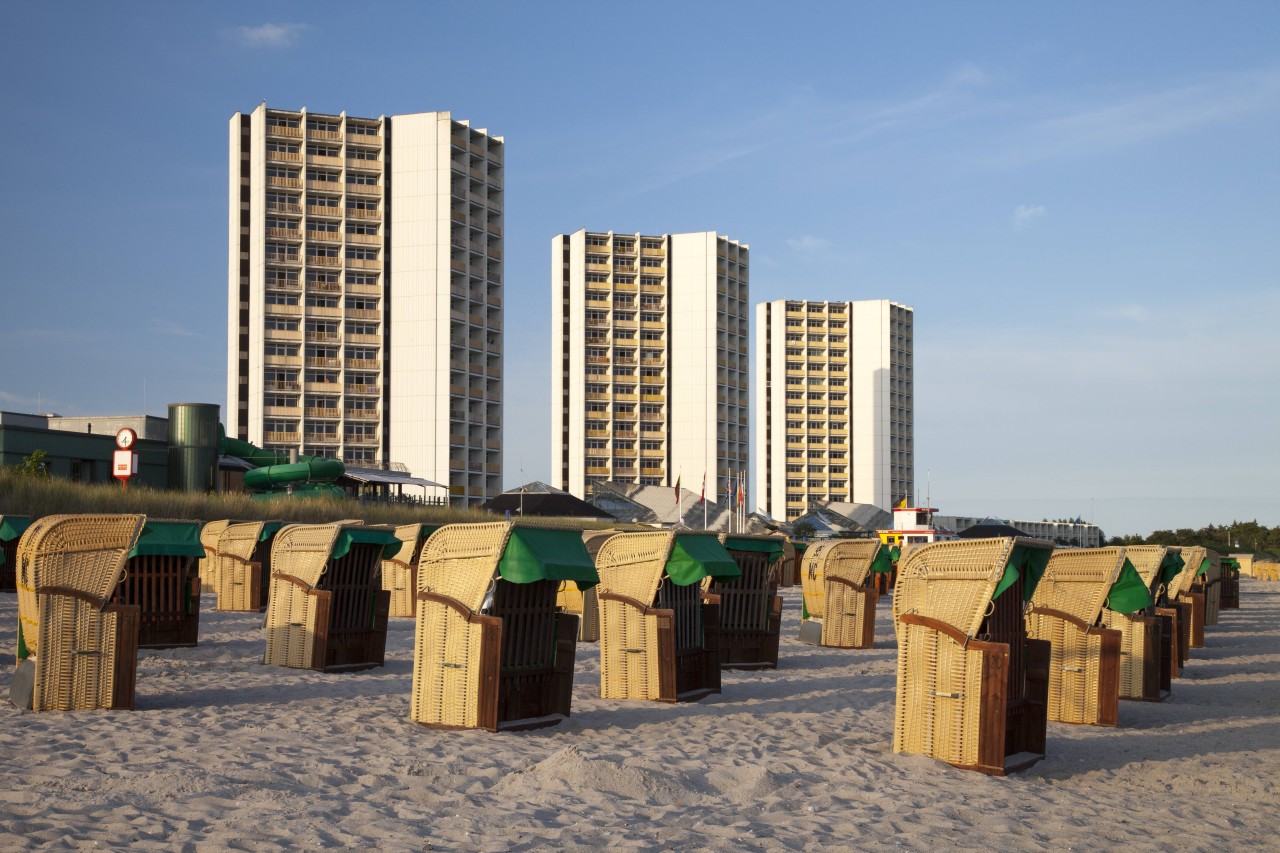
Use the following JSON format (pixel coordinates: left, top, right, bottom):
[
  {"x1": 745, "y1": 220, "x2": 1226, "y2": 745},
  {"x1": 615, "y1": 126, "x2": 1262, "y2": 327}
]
[{"x1": 897, "y1": 612, "x2": 970, "y2": 648}]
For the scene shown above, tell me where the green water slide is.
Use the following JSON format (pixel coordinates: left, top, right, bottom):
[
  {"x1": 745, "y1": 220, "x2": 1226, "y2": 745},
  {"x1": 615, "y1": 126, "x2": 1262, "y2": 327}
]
[{"x1": 219, "y1": 427, "x2": 346, "y2": 498}]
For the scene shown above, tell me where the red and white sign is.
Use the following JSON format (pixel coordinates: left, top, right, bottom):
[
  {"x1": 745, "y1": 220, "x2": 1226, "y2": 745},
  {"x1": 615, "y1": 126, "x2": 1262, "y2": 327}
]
[{"x1": 113, "y1": 450, "x2": 138, "y2": 480}]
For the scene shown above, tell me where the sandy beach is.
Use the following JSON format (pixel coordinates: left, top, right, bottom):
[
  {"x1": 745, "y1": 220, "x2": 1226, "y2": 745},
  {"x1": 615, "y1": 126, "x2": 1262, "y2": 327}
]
[{"x1": 2, "y1": 580, "x2": 1278, "y2": 852}]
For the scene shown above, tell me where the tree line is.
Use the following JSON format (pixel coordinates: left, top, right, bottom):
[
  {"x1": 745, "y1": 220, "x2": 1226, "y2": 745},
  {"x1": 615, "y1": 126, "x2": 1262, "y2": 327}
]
[{"x1": 1108, "y1": 519, "x2": 1280, "y2": 558}]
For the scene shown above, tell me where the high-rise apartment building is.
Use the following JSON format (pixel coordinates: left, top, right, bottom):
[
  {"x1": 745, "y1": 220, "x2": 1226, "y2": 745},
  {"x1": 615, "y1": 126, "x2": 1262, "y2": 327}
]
[
  {"x1": 551, "y1": 230, "x2": 749, "y2": 500},
  {"x1": 755, "y1": 299, "x2": 913, "y2": 519},
  {"x1": 227, "y1": 105, "x2": 503, "y2": 505}
]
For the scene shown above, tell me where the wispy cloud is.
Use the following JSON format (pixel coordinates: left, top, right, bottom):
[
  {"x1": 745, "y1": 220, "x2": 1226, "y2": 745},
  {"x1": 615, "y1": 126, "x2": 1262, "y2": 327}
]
[
  {"x1": 786, "y1": 235, "x2": 829, "y2": 253},
  {"x1": 233, "y1": 23, "x2": 308, "y2": 48},
  {"x1": 152, "y1": 319, "x2": 202, "y2": 339},
  {"x1": 1097, "y1": 303, "x2": 1150, "y2": 323},
  {"x1": 989, "y1": 68, "x2": 1280, "y2": 168},
  {"x1": 1012, "y1": 204, "x2": 1046, "y2": 230}
]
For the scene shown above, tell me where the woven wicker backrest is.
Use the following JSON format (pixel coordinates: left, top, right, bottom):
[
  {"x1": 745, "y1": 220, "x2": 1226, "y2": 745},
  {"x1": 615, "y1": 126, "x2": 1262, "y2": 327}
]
[
  {"x1": 893, "y1": 537, "x2": 1017, "y2": 638},
  {"x1": 217, "y1": 521, "x2": 268, "y2": 563},
  {"x1": 388, "y1": 523, "x2": 424, "y2": 565},
  {"x1": 417, "y1": 522, "x2": 512, "y2": 612},
  {"x1": 801, "y1": 540, "x2": 880, "y2": 619},
  {"x1": 582, "y1": 529, "x2": 623, "y2": 560},
  {"x1": 1031, "y1": 547, "x2": 1126, "y2": 624},
  {"x1": 271, "y1": 524, "x2": 343, "y2": 587},
  {"x1": 1172, "y1": 546, "x2": 1206, "y2": 597},
  {"x1": 199, "y1": 519, "x2": 233, "y2": 560},
  {"x1": 1124, "y1": 545, "x2": 1167, "y2": 589},
  {"x1": 594, "y1": 531, "x2": 674, "y2": 604},
  {"x1": 16, "y1": 514, "x2": 146, "y2": 656}
]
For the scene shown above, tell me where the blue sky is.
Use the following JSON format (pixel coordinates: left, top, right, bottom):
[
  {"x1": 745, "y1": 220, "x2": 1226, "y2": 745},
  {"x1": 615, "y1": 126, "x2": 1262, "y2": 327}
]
[{"x1": 1, "y1": 2, "x2": 1276, "y2": 536}]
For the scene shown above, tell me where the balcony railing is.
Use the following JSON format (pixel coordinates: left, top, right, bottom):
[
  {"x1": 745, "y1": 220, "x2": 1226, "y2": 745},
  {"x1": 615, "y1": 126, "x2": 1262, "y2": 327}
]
[
  {"x1": 345, "y1": 359, "x2": 379, "y2": 370},
  {"x1": 345, "y1": 308, "x2": 379, "y2": 320},
  {"x1": 267, "y1": 176, "x2": 302, "y2": 189},
  {"x1": 306, "y1": 255, "x2": 341, "y2": 267},
  {"x1": 305, "y1": 407, "x2": 341, "y2": 419},
  {"x1": 344, "y1": 409, "x2": 379, "y2": 420},
  {"x1": 303, "y1": 432, "x2": 340, "y2": 443},
  {"x1": 345, "y1": 384, "x2": 380, "y2": 395},
  {"x1": 305, "y1": 356, "x2": 340, "y2": 368},
  {"x1": 264, "y1": 431, "x2": 300, "y2": 443},
  {"x1": 344, "y1": 434, "x2": 378, "y2": 445},
  {"x1": 265, "y1": 380, "x2": 301, "y2": 392},
  {"x1": 306, "y1": 230, "x2": 341, "y2": 243},
  {"x1": 266, "y1": 124, "x2": 302, "y2": 138}
]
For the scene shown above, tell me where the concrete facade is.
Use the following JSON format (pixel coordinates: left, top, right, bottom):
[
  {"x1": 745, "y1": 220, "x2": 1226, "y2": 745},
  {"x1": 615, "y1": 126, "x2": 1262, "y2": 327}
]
[
  {"x1": 551, "y1": 230, "x2": 748, "y2": 500},
  {"x1": 228, "y1": 105, "x2": 503, "y2": 505},
  {"x1": 755, "y1": 299, "x2": 913, "y2": 520}
]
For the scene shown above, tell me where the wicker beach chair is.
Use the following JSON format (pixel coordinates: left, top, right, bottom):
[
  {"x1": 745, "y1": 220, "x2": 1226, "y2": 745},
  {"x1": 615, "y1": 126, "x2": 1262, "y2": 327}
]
[
  {"x1": 892, "y1": 536, "x2": 1054, "y2": 776},
  {"x1": 798, "y1": 539, "x2": 890, "y2": 649},
  {"x1": 1169, "y1": 546, "x2": 1209, "y2": 650},
  {"x1": 11, "y1": 514, "x2": 146, "y2": 711},
  {"x1": 559, "y1": 529, "x2": 618, "y2": 643},
  {"x1": 777, "y1": 540, "x2": 798, "y2": 588},
  {"x1": 1218, "y1": 557, "x2": 1241, "y2": 609},
  {"x1": 382, "y1": 524, "x2": 437, "y2": 618},
  {"x1": 595, "y1": 530, "x2": 739, "y2": 703},
  {"x1": 214, "y1": 521, "x2": 285, "y2": 612},
  {"x1": 711, "y1": 534, "x2": 786, "y2": 669},
  {"x1": 109, "y1": 519, "x2": 206, "y2": 648},
  {"x1": 197, "y1": 519, "x2": 234, "y2": 594},
  {"x1": 1196, "y1": 549, "x2": 1223, "y2": 627},
  {"x1": 410, "y1": 521, "x2": 597, "y2": 731},
  {"x1": 1026, "y1": 547, "x2": 1126, "y2": 726},
  {"x1": 263, "y1": 522, "x2": 398, "y2": 673},
  {"x1": 1100, "y1": 545, "x2": 1173, "y2": 701},
  {"x1": 0, "y1": 515, "x2": 33, "y2": 593}
]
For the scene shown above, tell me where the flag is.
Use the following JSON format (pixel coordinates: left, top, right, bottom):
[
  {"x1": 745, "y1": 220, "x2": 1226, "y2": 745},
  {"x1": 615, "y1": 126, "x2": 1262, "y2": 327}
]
[
  {"x1": 895, "y1": 496, "x2": 908, "y2": 509},
  {"x1": 673, "y1": 473, "x2": 681, "y2": 503},
  {"x1": 737, "y1": 472, "x2": 744, "y2": 506},
  {"x1": 699, "y1": 472, "x2": 706, "y2": 505},
  {"x1": 725, "y1": 475, "x2": 732, "y2": 503}
]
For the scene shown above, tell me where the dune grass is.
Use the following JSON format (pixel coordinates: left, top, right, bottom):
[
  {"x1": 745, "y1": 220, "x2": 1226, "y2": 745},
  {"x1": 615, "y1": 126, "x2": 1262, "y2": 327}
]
[{"x1": 0, "y1": 468, "x2": 494, "y2": 527}]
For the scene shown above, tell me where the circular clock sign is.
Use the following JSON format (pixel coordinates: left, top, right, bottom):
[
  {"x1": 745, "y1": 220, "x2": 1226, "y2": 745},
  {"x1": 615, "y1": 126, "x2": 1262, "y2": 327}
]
[{"x1": 115, "y1": 428, "x2": 137, "y2": 450}]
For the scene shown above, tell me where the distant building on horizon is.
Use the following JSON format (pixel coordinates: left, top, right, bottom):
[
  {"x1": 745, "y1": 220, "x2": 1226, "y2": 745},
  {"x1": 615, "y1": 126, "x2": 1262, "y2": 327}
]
[
  {"x1": 755, "y1": 299, "x2": 914, "y2": 520},
  {"x1": 550, "y1": 230, "x2": 749, "y2": 501},
  {"x1": 227, "y1": 104, "x2": 504, "y2": 506},
  {"x1": 936, "y1": 514, "x2": 1105, "y2": 548}
]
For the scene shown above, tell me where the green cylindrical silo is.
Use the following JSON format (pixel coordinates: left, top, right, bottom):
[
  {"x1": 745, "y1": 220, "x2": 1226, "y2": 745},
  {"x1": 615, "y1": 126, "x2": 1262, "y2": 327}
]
[{"x1": 168, "y1": 403, "x2": 221, "y2": 492}]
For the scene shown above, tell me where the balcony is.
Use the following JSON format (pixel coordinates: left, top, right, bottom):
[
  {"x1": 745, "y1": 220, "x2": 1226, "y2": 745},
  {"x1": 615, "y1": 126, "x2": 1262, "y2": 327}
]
[
  {"x1": 306, "y1": 230, "x2": 341, "y2": 243},
  {"x1": 346, "y1": 333, "x2": 380, "y2": 345},
  {"x1": 345, "y1": 384, "x2": 380, "y2": 395},
  {"x1": 307, "y1": 280, "x2": 340, "y2": 293},
  {"x1": 346, "y1": 232, "x2": 380, "y2": 245},
  {"x1": 304, "y1": 330, "x2": 340, "y2": 342},
  {"x1": 266, "y1": 201, "x2": 302, "y2": 215},
  {"x1": 305, "y1": 407, "x2": 340, "y2": 419},
  {"x1": 305, "y1": 356, "x2": 340, "y2": 368},
  {"x1": 305, "y1": 381, "x2": 341, "y2": 392},
  {"x1": 306, "y1": 180, "x2": 341, "y2": 193},
  {"x1": 307, "y1": 205, "x2": 342, "y2": 219},
  {"x1": 267, "y1": 176, "x2": 302, "y2": 189},
  {"x1": 346, "y1": 206, "x2": 381, "y2": 220},
  {"x1": 266, "y1": 150, "x2": 301, "y2": 164},
  {"x1": 307, "y1": 305, "x2": 342, "y2": 317},
  {"x1": 345, "y1": 281, "x2": 380, "y2": 295},
  {"x1": 264, "y1": 328, "x2": 301, "y2": 342},
  {"x1": 306, "y1": 128, "x2": 342, "y2": 142},
  {"x1": 307, "y1": 155, "x2": 342, "y2": 168},
  {"x1": 264, "y1": 354, "x2": 301, "y2": 366},
  {"x1": 345, "y1": 409, "x2": 379, "y2": 420},
  {"x1": 346, "y1": 308, "x2": 379, "y2": 320},
  {"x1": 346, "y1": 182, "x2": 381, "y2": 196},
  {"x1": 345, "y1": 257, "x2": 381, "y2": 270},
  {"x1": 346, "y1": 158, "x2": 382, "y2": 172},
  {"x1": 345, "y1": 359, "x2": 379, "y2": 370},
  {"x1": 303, "y1": 432, "x2": 340, "y2": 444},
  {"x1": 264, "y1": 380, "x2": 301, "y2": 392},
  {"x1": 344, "y1": 434, "x2": 378, "y2": 445},
  {"x1": 266, "y1": 124, "x2": 302, "y2": 139},
  {"x1": 264, "y1": 431, "x2": 300, "y2": 443},
  {"x1": 306, "y1": 255, "x2": 341, "y2": 267},
  {"x1": 267, "y1": 227, "x2": 301, "y2": 241},
  {"x1": 346, "y1": 133, "x2": 381, "y2": 148}
]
